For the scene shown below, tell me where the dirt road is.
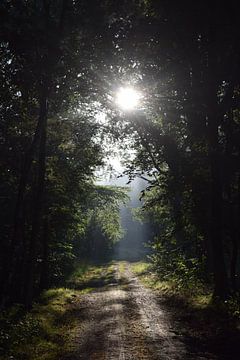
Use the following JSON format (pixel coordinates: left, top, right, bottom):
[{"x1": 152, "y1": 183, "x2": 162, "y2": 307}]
[{"x1": 60, "y1": 263, "x2": 224, "y2": 360}]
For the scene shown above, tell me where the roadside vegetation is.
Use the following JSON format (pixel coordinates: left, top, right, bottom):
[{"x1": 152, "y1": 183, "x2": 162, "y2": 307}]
[
  {"x1": 0, "y1": 263, "x2": 115, "y2": 360},
  {"x1": 131, "y1": 260, "x2": 240, "y2": 334}
]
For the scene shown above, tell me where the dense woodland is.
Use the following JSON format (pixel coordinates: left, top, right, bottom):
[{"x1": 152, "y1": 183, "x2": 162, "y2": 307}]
[{"x1": 1, "y1": 0, "x2": 240, "y2": 312}]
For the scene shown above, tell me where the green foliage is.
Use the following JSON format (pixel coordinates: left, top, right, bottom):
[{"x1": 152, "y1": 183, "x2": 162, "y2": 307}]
[
  {"x1": 108, "y1": 0, "x2": 240, "y2": 299},
  {"x1": 0, "y1": 262, "x2": 115, "y2": 360},
  {"x1": 224, "y1": 295, "x2": 240, "y2": 318},
  {"x1": 135, "y1": 183, "x2": 208, "y2": 292},
  {"x1": 150, "y1": 244, "x2": 205, "y2": 291},
  {"x1": 0, "y1": 286, "x2": 78, "y2": 360},
  {"x1": 0, "y1": 306, "x2": 42, "y2": 358},
  {"x1": 0, "y1": 0, "x2": 129, "y2": 306},
  {"x1": 82, "y1": 186, "x2": 129, "y2": 260}
]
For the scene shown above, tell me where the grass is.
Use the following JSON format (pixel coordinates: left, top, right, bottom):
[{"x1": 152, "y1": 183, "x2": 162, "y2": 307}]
[
  {"x1": 131, "y1": 261, "x2": 240, "y2": 316},
  {"x1": 130, "y1": 260, "x2": 240, "y2": 356},
  {"x1": 131, "y1": 260, "x2": 212, "y2": 308},
  {"x1": 67, "y1": 260, "x2": 116, "y2": 289},
  {"x1": 118, "y1": 261, "x2": 126, "y2": 275},
  {"x1": 0, "y1": 262, "x2": 114, "y2": 360},
  {"x1": 0, "y1": 288, "x2": 76, "y2": 360},
  {"x1": 2, "y1": 260, "x2": 239, "y2": 359}
]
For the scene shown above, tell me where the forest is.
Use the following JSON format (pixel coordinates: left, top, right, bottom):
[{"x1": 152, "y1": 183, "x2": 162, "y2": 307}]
[{"x1": 1, "y1": 1, "x2": 240, "y2": 359}]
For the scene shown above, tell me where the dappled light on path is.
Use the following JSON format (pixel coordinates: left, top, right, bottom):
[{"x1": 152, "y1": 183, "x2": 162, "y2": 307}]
[{"x1": 60, "y1": 262, "x2": 214, "y2": 360}]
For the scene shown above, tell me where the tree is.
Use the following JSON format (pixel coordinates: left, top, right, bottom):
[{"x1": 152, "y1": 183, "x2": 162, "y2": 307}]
[
  {"x1": 105, "y1": 0, "x2": 240, "y2": 297},
  {"x1": 0, "y1": 0, "x2": 125, "y2": 306}
]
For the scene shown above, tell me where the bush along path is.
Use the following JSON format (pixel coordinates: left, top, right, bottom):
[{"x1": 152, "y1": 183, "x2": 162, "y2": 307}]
[{"x1": 1, "y1": 261, "x2": 240, "y2": 360}]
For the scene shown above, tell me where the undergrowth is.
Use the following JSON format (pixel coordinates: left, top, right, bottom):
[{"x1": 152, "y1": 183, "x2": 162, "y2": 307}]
[
  {"x1": 131, "y1": 261, "x2": 240, "y2": 320},
  {"x1": 0, "y1": 288, "x2": 77, "y2": 360},
  {"x1": 0, "y1": 262, "x2": 113, "y2": 360}
]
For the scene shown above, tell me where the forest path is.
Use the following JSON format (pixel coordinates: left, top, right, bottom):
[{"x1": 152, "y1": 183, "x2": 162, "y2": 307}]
[{"x1": 61, "y1": 262, "x2": 215, "y2": 360}]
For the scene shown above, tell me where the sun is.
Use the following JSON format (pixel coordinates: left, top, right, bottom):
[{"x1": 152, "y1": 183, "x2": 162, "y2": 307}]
[{"x1": 116, "y1": 87, "x2": 140, "y2": 111}]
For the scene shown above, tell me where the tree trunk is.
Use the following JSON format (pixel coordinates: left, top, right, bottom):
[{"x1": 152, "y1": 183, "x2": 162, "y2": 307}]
[
  {"x1": 232, "y1": 173, "x2": 240, "y2": 292},
  {"x1": 208, "y1": 114, "x2": 229, "y2": 298},
  {"x1": 226, "y1": 171, "x2": 238, "y2": 293},
  {"x1": 230, "y1": 233, "x2": 238, "y2": 292},
  {"x1": 23, "y1": 0, "x2": 68, "y2": 307},
  {"x1": 24, "y1": 92, "x2": 48, "y2": 308},
  {"x1": 39, "y1": 216, "x2": 50, "y2": 291},
  {"x1": 2, "y1": 86, "x2": 49, "y2": 307}
]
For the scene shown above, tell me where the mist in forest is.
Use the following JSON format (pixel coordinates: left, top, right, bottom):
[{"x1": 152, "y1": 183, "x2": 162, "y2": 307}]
[
  {"x1": 115, "y1": 177, "x2": 152, "y2": 261},
  {"x1": 98, "y1": 170, "x2": 152, "y2": 261}
]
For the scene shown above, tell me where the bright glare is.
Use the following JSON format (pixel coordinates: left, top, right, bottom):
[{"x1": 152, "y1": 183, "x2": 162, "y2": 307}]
[{"x1": 116, "y1": 87, "x2": 140, "y2": 111}]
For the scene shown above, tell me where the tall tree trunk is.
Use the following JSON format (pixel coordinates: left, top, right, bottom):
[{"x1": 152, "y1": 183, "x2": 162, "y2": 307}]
[
  {"x1": 225, "y1": 114, "x2": 238, "y2": 293},
  {"x1": 2, "y1": 0, "x2": 68, "y2": 307},
  {"x1": 206, "y1": 15, "x2": 230, "y2": 295},
  {"x1": 208, "y1": 113, "x2": 229, "y2": 298},
  {"x1": 39, "y1": 216, "x2": 50, "y2": 291},
  {"x1": 2, "y1": 87, "x2": 48, "y2": 307},
  {"x1": 23, "y1": 0, "x2": 68, "y2": 307},
  {"x1": 230, "y1": 231, "x2": 238, "y2": 292},
  {"x1": 210, "y1": 153, "x2": 229, "y2": 297},
  {"x1": 232, "y1": 172, "x2": 240, "y2": 291},
  {"x1": 24, "y1": 91, "x2": 48, "y2": 308}
]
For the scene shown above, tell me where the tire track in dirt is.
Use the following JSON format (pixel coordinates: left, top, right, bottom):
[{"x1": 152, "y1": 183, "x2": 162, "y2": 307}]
[
  {"x1": 61, "y1": 262, "x2": 211, "y2": 359},
  {"x1": 123, "y1": 264, "x2": 188, "y2": 360}
]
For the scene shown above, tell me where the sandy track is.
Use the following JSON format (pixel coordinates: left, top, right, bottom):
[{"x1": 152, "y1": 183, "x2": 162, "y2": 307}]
[{"x1": 61, "y1": 263, "x2": 211, "y2": 360}]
